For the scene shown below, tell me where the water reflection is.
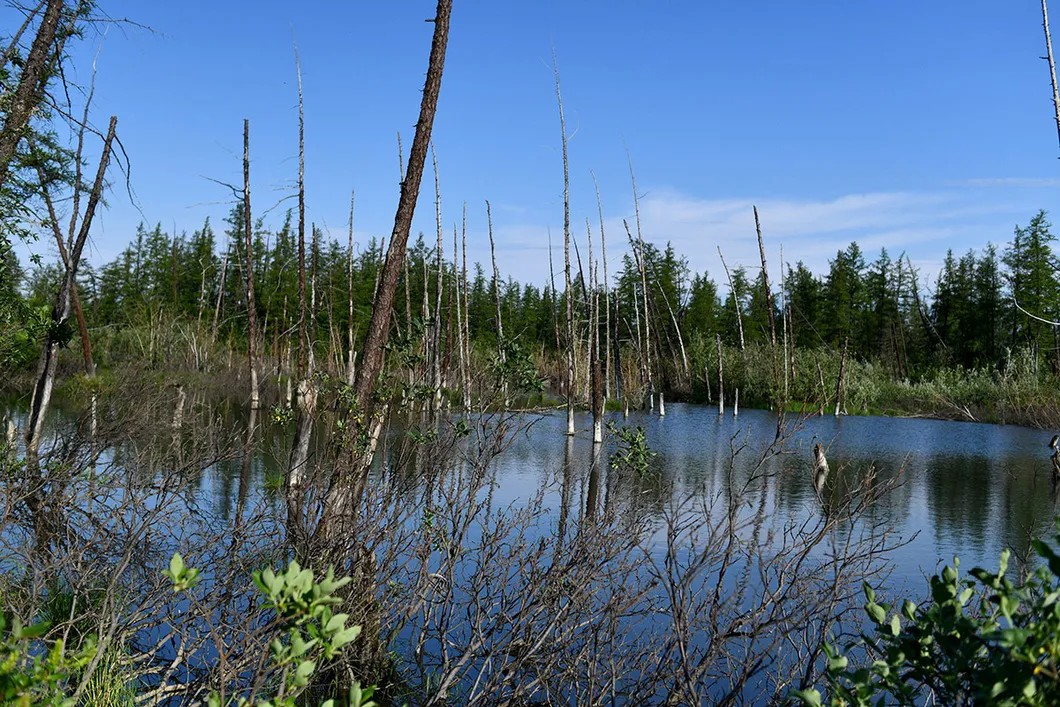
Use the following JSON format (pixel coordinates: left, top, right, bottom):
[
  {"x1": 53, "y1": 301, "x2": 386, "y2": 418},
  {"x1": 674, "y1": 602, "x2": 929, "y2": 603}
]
[{"x1": 10, "y1": 395, "x2": 1060, "y2": 594}]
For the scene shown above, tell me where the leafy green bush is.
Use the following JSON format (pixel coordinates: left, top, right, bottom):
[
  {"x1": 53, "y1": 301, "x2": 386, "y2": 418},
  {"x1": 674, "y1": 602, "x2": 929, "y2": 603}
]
[
  {"x1": 793, "y1": 522, "x2": 1060, "y2": 706},
  {"x1": 607, "y1": 422, "x2": 656, "y2": 477}
]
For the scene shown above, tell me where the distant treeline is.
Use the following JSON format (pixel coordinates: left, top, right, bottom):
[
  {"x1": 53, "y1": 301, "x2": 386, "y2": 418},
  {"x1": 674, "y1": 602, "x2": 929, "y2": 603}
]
[{"x1": 7, "y1": 205, "x2": 1060, "y2": 389}]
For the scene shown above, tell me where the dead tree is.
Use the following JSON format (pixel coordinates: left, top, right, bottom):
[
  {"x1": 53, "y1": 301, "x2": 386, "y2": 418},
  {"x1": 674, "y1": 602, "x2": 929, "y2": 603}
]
[
  {"x1": 591, "y1": 171, "x2": 612, "y2": 401},
  {"x1": 718, "y1": 246, "x2": 745, "y2": 351},
  {"x1": 590, "y1": 230, "x2": 605, "y2": 443},
  {"x1": 25, "y1": 116, "x2": 116, "y2": 462},
  {"x1": 241, "y1": 120, "x2": 260, "y2": 409},
  {"x1": 834, "y1": 337, "x2": 849, "y2": 417},
  {"x1": 431, "y1": 146, "x2": 445, "y2": 413},
  {"x1": 487, "y1": 200, "x2": 507, "y2": 406},
  {"x1": 347, "y1": 190, "x2": 357, "y2": 386},
  {"x1": 1043, "y1": 0, "x2": 1060, "y2": 150},
  {"x1": 319, "y1": 0, "x2": 452, "y2": 536},
  {"x1": 555, "y1": 53, "x2": 576, "y2": 436},
  {"x1": 460, "y1": 203, "x2": 472, "y2": 410},
  {"x1": 717, "y1": 333, "x2": 725, "y2": 416},
  {"x1": 287, "y1": 47, "x2": 315, "y2": 540},
  {"x1": 628, "y1": 153, "x2": 655, "y2": 411}
]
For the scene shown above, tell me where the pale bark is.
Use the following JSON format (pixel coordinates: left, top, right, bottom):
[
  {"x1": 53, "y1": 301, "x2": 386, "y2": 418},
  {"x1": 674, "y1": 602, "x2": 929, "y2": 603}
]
[
  {"x1": 628, "y1": 154, "x2": 654, "y2": 411},
  {"x1": 347, "y1": 190, "x2": 356, "y2": 386},
  {"x1": 431, "y1": 147, "x2": 445, "y2": 412},
  {"x1": 834, "y1": 337, "x2": 849, "y2": 417},
  {"x1": 718, "y1": 247, "x2": 745, "y2": 351},
  {"x1": 591, "y1": 171, "x2": 612, "y2": 401},
  {"x1": 487, "y1": 200, "x2": 508, "y2": 405},
  {"x1": 242, "y1": 120, "x2": 260, "y2": 408},
  {"x1": 1043, "y1": 0, "x2": 1060, "y2": 149},
  {"x1": 25, "y1": 116, "x2": 116, "y2": 461},
  {"x1": 555, "y1": 53, "x2": 575, "y2": 437},
  {"x1": 717, "y1": 334, "x2": 725, "y2": 416}
]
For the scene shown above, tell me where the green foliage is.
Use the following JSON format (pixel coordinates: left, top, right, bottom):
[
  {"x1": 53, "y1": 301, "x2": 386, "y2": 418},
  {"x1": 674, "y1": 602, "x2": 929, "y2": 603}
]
[
  {"x1": 164, "y1": 556, "x2": 376, "y2": 707},
  {"x1": 0, "y1": 610, "x2": 96, "y2": 706},
  {"x1": 491, "y1": 339, "x2": 545, "y2": 393},
  {"x1": 607, "y1": 422, "x2": 656, "y2": 477},
  {"x1": 793, "y1": 521, "x2": 1060, "y2": 706}
]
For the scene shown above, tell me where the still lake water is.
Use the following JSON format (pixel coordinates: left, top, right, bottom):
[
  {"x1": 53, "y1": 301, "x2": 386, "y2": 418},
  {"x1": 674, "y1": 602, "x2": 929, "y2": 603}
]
[{"x1": 199, "y1": 402, "x2": 1060, "y2": 595}]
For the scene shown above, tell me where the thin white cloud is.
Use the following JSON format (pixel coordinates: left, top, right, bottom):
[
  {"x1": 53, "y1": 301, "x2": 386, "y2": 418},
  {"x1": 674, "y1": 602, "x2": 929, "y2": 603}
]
[
  {"x1": 488, "y1": 183, "x2": 1049, "y2": 292},
  {"x1": 959, "y1": 177, "x2": 1060, "y2": 189}
]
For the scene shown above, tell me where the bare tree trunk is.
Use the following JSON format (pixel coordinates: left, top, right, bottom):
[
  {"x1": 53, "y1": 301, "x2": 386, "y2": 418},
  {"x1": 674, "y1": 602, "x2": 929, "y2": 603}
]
[
  {"x1": 242, "y1": 120, "x2": 260, "y2": 409},
  {"x1": 816, "y1": 356, "x2": 826, "y2": 416},
  {"x1": 834, "y1": 337, "x2": 848, "y2": 417},
  {"x1": 589, "y1": 223, "x2": 604, "y2": 443},
  {"x1": 718, "y1": 247, "x2": 745, "y2": 351},
  {"x1": 212, "y1": 249, "x2": 229, "y2": 343},
  {"x1": 754, "y1": 206, "x2": 777, "y2": 347},
  {"x1": 288, "y1": 47, "x2": 314, "y2": 542},
  {"x1": 453, "y1": 223, "x2": 467, "y2": 409},
  {"x1": 321, "y1": 0, "x2": 452, "y2": 532},
  {"x1": 431, "y1": 146, "x2": 445, "y2": 413},
  {"x1": 461, "y1": 203, "x2": 472, "y2": 410},
  {"x1": 628, "y1": 154, "x2": 654, "y2": 411},
  {"x1": 1043, "y1": 0, "x2": 1060, "y2": 150},
  {"x1": 717, "y1": 334, "x2": 725, "y2": 416},
  {"x1": 487, "y1": 200, "x2": 508, "y2": 406},
  {"x1": 592, "y1": 171, "x2": 612, "y2": 402},
  {"x1": 548, "y1": 230, "x2": 562, "y2": 356},
  {"x1": 70, "y1": 282, "x2": 97, "y2": 437},
  {"x1": 555, "y1": 53, "x2": 576, "y2": 437},
  {"x1": 25, "y1": 116, "x2": 116, "y2": 461},
  {"x1": 347, "y1": 190, "x2": 357, "y2": 386}
]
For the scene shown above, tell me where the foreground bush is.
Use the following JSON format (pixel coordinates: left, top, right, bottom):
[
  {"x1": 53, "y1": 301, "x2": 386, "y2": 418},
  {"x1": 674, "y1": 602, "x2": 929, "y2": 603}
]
[{"x1": 794, "y1": 522, "x2": 1060, "y2": 706}]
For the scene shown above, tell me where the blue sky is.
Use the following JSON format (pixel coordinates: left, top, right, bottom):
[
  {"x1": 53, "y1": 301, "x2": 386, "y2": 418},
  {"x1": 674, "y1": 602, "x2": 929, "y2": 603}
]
[{"x1": 16, "y1": 1, "x2": 1060, "y2": 289}]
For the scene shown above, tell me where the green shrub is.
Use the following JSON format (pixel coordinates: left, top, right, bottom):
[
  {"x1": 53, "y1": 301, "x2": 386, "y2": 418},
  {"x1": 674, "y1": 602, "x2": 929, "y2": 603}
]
[{"x1": 793, "y1": 521, "x2": 1060, "y2": 706}]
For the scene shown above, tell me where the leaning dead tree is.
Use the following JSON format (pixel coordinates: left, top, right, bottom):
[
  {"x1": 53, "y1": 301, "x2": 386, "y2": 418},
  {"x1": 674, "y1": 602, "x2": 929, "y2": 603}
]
[
  {"x1": 1043, "y1": 0, "x2": 1060, "y2": 150},
  {"x1": 318, "y1": 0, "x2": 452, "y2": 541},
  {"x1": 25, "y1": 116, "x2": 117, "y2": 463},
  {"x1": 718, "y1": 246, "x2": 746, "y2": 351}
]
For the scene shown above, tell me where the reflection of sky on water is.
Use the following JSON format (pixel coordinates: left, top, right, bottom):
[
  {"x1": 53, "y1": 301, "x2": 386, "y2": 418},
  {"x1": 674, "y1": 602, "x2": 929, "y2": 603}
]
[
  {"x1": 9, "y1": 395, "x2": 1058, "y2": 600},
  {"x1": 438, "y1": 404, "x2": 1058, "y2": 594}
]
